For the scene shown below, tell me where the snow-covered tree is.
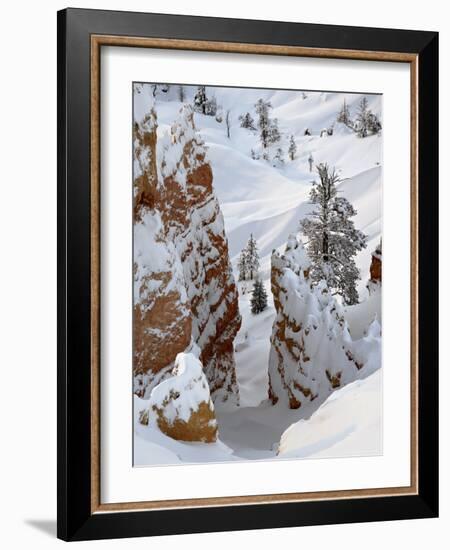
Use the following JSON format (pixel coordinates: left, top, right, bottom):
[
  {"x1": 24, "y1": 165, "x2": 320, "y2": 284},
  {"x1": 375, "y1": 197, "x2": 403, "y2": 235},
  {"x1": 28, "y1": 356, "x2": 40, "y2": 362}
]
[
  {"x1": 273, "y1": 147, "x2": 285, "y2": 166},
  {"x1": 268, "y1": 118, "x2": 281, "y2": 145},
  {"x1": 239, "y1": 112, "x2": 256, "y2": 130},
  {"x1": 246, "y1": 234, "x2": 260, "y2": 279},
  {"x1": 288, "y1": 135, "x2": 297, "y2": 160},
  {"x1": 178, "y1": 85, "x2": 186, "y2": 102},
  {"x1": 238, "y1": 234, "x2": 260, "y2": 280},
  {"x1": 237, "y1": 248, "x2": 248, "y2": 281},
  {"x1": 251, "y1": 278, "x2": 268, "y2": 314},
  {"x1": 205, "y1": 96, "x2": 217, "y2": 116},
  {"x1": 225, "y1": 110, "x2": 231, "y2": 138},
  {"x1": 300, "y1": 163, "x2": 367, "y2": 304},
  {"x1": 367, "y1": 111, "x2": 382, "y2": 135},
  {"x1": 193, "y1": 86, "x2": 208, "y2": 114},
  {"x1": 254, "y1": 98, "x2": 281, "y2": 152},
  {"x1": 337, "y1": 98, "x2": 352, "y2": 126},
  {"x1": 355, "y1": 97, "x2": 382, "y2": 137},
  {"x1": 355, "y1": 97, "x2": 369, "y2": 137}
]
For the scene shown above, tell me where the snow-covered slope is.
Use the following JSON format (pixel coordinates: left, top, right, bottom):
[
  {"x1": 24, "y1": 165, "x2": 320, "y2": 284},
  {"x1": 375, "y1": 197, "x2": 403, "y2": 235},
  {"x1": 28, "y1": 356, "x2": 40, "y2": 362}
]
[{"x1": 278, "y1": 369, "x2": 382, "y2": 459}]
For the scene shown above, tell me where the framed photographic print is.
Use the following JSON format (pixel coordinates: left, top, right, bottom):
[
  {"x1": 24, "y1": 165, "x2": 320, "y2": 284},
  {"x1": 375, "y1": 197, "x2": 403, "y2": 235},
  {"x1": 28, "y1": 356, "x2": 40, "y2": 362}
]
[{"x1": 57, "y1": 8, "x2": 439, "y2": 541}]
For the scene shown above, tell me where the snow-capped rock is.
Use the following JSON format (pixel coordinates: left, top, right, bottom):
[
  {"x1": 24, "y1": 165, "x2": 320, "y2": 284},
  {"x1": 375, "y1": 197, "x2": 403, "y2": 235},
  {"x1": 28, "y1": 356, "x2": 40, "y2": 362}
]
[
  {"x1": 147, "y1": 351, "x2": 218, "y2": 443},
  {"x1": 368, "y1": 240, "x2": 382, "y2": 293},
  {"x1": 133, "y1": 94, "x2": 241, "y2": 404},
  {"x1": 268, "y1": 234, "x2": 377, "y2": 409}
]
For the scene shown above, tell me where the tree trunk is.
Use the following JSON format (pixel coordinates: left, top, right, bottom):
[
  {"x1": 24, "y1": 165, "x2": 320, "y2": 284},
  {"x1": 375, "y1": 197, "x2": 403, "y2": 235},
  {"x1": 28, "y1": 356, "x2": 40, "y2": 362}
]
[{"x1": 323, "y1": 232, "x2": 329, "y2": 263}]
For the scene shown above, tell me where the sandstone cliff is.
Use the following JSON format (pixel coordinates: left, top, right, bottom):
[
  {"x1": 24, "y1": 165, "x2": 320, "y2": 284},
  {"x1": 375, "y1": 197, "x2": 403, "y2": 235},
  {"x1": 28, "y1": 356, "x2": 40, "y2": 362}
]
[{"x1": 133, "y1": 90, "x2": 241, "y2": 405}]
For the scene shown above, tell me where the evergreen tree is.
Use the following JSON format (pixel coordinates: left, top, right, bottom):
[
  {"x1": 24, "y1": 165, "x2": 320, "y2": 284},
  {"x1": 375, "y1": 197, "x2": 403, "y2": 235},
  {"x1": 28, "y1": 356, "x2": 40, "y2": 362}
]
[
  {"x1": 205, "y1": 96, "x2": 217, "y2": 116},
  {"x1": 300, "y1": 163, "x2": 367, "y2": 304},
  {"x1": 237, "y1": 248, "x2": 248, "y2": 281},
  {"x1": 367, "y1": 111, "x2": 382, "y2": 135},
  {"x1": 268, "y1": 118, "x2": 281, "y2": 145},
  {"x1": 355, "y1": 97, "x2": 370, "y2": 137},
  {"x1": 194, "y1": 86, "x2": 208, "y2": 114},
  {"x1": 238, "y1": 234, "x2": 260, "y2": 280},
  {"x1": 273, "y1": 147, "x2": 285, "y2": 166},
  {"x1": 239, "y1": 112, "x2": 256, "y2": 130},
  {"x1": 255, "y1": 98, "x2": 272, "y2": 149},
  {"x1": 288, "y1": 135, "x2": 297, "y2": 160},
  {"x1": 245, "y1": 234, "x2": 260, "y2": 280},
  {"x1": 355, "y1": 97, "x2": 382, "y2": 137},
  {"x1": 251, "y1": 279, "x2": 268, "y2": 314},
  {"x1": 337, "y1": 98, "x2": 352, "y2": 126},
  {"x1": 178, "y1": 85, "x2": 186, "y2": 102}
]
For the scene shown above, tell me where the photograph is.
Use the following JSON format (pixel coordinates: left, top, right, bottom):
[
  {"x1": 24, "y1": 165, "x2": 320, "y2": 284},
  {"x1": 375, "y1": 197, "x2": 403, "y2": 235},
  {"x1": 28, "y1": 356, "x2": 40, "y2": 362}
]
[{"x1": 132, "y1": 82, "x2": 383, "y2": 466}]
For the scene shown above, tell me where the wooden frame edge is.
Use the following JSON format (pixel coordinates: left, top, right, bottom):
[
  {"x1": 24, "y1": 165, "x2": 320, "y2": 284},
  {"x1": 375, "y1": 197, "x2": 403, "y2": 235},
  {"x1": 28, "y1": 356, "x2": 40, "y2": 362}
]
[{"x1": 90, "y1": 34, "x2": 419, "y2": 514}]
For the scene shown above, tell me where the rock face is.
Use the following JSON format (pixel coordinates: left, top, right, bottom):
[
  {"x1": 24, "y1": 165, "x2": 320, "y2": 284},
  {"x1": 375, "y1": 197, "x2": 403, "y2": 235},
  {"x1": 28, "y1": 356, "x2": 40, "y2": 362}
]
[
  {"x1": 268, "y1": 234, "x2": 364, "y2": 409},
  {"x1": 147, "y1": 350, "x2": 218, "y2": 443},
  {"x1": 133, "y1": 88, "x2": 241, "y2": 404},
  {"x1": 368, "y1": 240, "x2": 382, "y2": 292}
]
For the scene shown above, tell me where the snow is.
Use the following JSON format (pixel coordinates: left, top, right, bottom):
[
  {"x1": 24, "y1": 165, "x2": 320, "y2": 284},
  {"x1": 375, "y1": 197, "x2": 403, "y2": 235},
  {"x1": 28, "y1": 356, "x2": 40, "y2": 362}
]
[
  {"x1": 133, "y1": 83, "x2": 382, "y2": 465},
  {"x1": 147, "y1": 351, "x2": 214, "y2": 424},
  {"x1": 134, "y1": 396, "x2": 238, "y2": 466},
  {"x1": 278, "y1": 370, "x2": 382, "y2": 459}
]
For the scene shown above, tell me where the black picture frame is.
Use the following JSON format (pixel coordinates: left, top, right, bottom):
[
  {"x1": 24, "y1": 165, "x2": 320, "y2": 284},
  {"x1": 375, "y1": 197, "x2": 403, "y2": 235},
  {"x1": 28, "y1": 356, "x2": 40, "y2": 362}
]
[{"x1": 57, "y1": 7, "x2": 438, "y2": 541}]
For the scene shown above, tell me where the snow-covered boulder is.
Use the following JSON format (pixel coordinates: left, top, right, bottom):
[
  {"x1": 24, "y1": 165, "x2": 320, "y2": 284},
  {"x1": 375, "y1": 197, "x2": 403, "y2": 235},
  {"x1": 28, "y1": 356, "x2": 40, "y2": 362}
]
[
  {"x1": 268, "y1": 234, "x2": 379, "y2": 409},
  {"x1": 133, "y1": 94, "x2": 241, "y2": 403},
  {"x1": 148, "y1": 351, "x2": 218, "y2": 443}
]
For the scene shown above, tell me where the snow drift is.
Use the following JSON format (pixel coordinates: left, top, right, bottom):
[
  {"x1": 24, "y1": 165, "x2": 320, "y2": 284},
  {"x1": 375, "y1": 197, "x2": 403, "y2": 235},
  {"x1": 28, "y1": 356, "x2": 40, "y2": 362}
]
[{"x1": 277, "y1": 369, "x2": 382, "y2": 459}]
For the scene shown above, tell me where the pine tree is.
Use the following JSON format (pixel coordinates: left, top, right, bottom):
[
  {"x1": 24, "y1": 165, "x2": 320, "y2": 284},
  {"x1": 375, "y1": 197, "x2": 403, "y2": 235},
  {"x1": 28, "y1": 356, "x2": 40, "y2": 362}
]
[
  {"x1": 268, "y1": 118, "x2": 281, "y2": 145},
  {"x1": 178, "y1": 85, "x2": 186, "y2": 102},
  {"x1": 251, "y1": 279, "x2": 268, "y2": 314},
  {"x1": 255, "y1": 99, "x2": 272, "y2": 149},
  {"x1": 355, "y1": 97, "x2": 370, "y2": 137},
  {"x1": 367, "y1": 112, "x2": 382, "y2": 135},
  {"x1": 355, "y1": 97, "x2": 382, "y2": 137},
  {"x1": 239, "y1": 112, "x2": 256, "y2": 130},
  {"x1": 238, "y1": 234, "x2": 260, "y2": 280},
  {"x1": 250, "y1": 148, "x2": 258, "y2": 160},
  {"x1": 237, "y1": 248, "x2": 248, "y2": 281},
  {"x1": 193, "y1": 86, "x2": 208, "y2": 114},
  {"x1": 288, "y1": 135, "x2": 297, "y2": 160},
  {"x1": 337, "y1": 98, "x2": 352, "y2": 126},
  {"x1": 300, "y1": 163, "x2": 367, "y2": 304},
  {"x1": 246, "y1": 234, "x2": 260, "y2": 280},
  {"x1": 273, "y1": 147, "x2": 285, "y2": 166},
  {"x1": 205, "y1": 96, "x2": 217, "y2": 116}
]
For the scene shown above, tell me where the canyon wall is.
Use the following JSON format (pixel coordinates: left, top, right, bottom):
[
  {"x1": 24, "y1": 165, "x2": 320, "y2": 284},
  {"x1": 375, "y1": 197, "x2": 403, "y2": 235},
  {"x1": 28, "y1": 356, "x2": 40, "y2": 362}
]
[{"x1": 133, "y1": 89, "x2": 241, "y2": 405}]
